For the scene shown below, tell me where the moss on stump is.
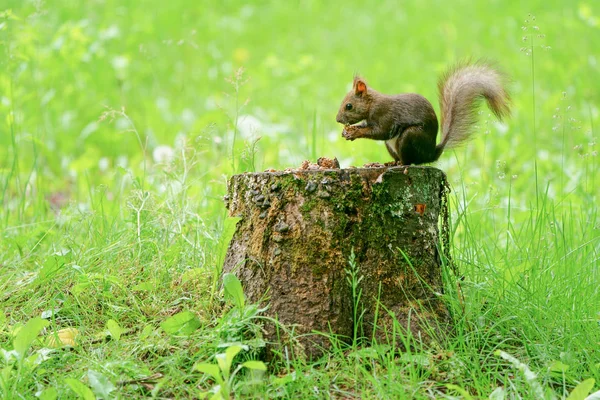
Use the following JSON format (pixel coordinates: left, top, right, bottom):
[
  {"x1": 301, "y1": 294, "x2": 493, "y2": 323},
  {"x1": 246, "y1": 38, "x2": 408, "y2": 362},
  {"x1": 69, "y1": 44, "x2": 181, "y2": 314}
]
[{"x1": 223, "y1": 166, "x2": 450, "y2": 359}]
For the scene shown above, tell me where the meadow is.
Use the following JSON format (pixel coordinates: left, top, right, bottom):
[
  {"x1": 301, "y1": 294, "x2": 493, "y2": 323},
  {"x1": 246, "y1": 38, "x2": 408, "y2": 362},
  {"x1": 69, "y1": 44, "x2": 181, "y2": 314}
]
[{"x1": 1, "y1": 0, "x2": 599, "y2": 398}]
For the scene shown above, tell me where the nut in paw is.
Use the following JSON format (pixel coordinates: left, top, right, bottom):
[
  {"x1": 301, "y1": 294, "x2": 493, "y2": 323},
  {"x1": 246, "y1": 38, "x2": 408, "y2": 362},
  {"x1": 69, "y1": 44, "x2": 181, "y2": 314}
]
[
  {"x1": 341, "y1": 119, "x2": 367, "y2": 141},
  {"x1": 342, "y1": 125, "x2": 361, "y2": 141}
]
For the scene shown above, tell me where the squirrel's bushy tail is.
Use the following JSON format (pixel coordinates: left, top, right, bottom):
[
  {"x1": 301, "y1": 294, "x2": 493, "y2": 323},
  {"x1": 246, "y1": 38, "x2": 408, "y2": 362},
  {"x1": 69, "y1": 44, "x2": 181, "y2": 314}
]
[{"x1": 435, "y1": 60, "x2": 511, "y2": 158}]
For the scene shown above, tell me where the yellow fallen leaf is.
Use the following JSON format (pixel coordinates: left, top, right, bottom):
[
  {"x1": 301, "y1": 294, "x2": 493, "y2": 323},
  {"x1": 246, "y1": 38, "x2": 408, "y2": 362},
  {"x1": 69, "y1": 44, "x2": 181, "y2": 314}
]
[{"x1": 46, "y1": 328, "x2": 79, "y2": 348}]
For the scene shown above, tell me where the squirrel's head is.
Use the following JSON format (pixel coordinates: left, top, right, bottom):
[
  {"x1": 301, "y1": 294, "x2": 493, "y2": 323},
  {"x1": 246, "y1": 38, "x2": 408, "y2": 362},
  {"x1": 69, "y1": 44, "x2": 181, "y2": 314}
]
[{"x1": 336, "y1": 76, "x2": 371, "y2": 125}]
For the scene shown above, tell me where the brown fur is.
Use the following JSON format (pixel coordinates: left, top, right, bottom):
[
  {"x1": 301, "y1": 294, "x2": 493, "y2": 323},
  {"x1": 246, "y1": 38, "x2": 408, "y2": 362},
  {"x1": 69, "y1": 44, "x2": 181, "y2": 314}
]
[{"x1": 336, "y1": 60, "x2": 511, "y2": 165}]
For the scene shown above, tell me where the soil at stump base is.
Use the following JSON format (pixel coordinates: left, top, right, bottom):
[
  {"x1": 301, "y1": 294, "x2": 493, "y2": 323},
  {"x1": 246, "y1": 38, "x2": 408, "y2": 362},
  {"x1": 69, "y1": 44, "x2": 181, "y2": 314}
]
[{"x1": 223, "y1": 160, "x2": 451, "y2": 359}]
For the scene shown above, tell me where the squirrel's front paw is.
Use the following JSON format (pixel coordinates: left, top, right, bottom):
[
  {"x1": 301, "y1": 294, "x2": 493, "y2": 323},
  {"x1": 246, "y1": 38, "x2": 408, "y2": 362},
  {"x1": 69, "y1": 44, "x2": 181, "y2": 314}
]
[{"x1": 342, "y1": 126, "x2": 358, "y2": 141}]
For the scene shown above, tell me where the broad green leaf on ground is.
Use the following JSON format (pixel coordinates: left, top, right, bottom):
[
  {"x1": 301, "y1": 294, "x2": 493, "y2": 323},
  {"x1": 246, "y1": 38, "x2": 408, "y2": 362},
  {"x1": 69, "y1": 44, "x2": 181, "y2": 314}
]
[
  {"x1": 65, "y1": 378, "x2": 96, "y2": 400},
  {"x1": 222, "y1": 273, "x2": 245, "y2": 309},
  {"x1": 13, "y1": 317, "x2": 49, "y2": 359},
  {"x1": 37, "y1": 386, "x2": 58, "y2": 400},
  {"x1": 566, "y1": 378, "x2": 595, "y2": 400},
  {"x1": 106, "y1": 319, "x2": 122, "y2": 341},
  {"x1": 216, "y1": 345, "x2": 243, "y2": 377},
  {"x1": 549, "y1": 360, "x2": 570, "y2": 373},
  {"x1": 216, "y1": 217, "x2": 241, "y2": 271},
  {"x1": 160, "y1": 311, "x2": 201, "y2": 335},
  {"x1": 87, "y1": 369, "x2": 116, "y2": 399},
  {"x1": 241, "y1": 361, "x2": 267, "y2": 371},
  {"x1": 194, "y1": 363, "x2": 223, "y2": 384}
]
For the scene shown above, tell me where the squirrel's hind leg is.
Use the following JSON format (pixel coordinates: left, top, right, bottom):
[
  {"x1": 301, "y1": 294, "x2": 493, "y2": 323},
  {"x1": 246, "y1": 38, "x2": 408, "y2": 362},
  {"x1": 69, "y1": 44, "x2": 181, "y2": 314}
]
[{"x1": 398, "y1": 126, "x2": 438, "y2": 165}]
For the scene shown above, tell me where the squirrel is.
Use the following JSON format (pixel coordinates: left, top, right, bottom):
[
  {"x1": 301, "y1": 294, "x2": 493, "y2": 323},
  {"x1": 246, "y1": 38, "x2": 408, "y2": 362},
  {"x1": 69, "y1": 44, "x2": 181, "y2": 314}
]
[{"x1": 335, "y1": 60, "x2": 511, "y2": 165}]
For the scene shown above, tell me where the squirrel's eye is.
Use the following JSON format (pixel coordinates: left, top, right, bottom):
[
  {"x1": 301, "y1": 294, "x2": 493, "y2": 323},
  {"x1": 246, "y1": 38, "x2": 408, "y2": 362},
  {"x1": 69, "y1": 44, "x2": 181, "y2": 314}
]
[{"x1": 345, "y1": 103, "x2": 352, "y2": 110}]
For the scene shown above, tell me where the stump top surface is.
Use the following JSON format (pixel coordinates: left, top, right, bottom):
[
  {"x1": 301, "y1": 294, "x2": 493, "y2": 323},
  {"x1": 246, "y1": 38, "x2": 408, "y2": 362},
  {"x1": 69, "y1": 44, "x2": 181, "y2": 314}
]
[
  {"x1": 235, "y1": 165, "x2": 444, "y2": 181},
  {"x1": 225, "y1": 165, "x2": 448, "y2": 219}
]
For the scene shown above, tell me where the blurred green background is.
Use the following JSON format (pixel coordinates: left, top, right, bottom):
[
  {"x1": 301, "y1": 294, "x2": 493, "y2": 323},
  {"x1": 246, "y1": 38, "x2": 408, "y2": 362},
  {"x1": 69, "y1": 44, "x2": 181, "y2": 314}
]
[
  {"x1": 1, "y1": 1, "x2": 599, "y2": 397},
  {"x1": 2, "y1": 0, "x2": 598, "y2": 197}
]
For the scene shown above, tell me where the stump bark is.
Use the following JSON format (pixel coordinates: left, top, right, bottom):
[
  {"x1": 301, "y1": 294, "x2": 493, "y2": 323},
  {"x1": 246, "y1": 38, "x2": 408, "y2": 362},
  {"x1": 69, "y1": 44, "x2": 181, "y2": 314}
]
[{"x1": 223, "y1": 166, "x2": 450, "y2": 359}]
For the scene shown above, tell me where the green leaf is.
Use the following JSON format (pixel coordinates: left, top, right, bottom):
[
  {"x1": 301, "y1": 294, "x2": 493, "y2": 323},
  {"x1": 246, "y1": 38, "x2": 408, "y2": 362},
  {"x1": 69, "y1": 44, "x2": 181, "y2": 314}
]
[
  {"x1": 222, "y1": 273, "x2": 245, "y2": 309},
  {"x1": 87, "y1": 369, "x2": 116, "y2": 399},
  {"x1": 566, "y1": 378, "x2": 595, "y2": 400},
  {"x1": 212, "y1": 345, "x2": 244, "y2": 383},
  {"x1": 216, "y1": 217, "x2": 241, "y2": 272},
  {"x1": 13, "y1": 317, "x2": 49, "y2": 359},
  {"x1": 64, "y1": 378, "x2": 96, "y2": 400},
  {"x1": 549, "y1": 360, "x2": 570, "y2": 373},
  {"x1": 160, "y1": 311, "x2": 201, "y2": 335},
  {"x1": 37, "y1": 386, "x2": 58, "y2": 400},
  {"x1": 241, "y1": 361, "x2": 267, "y2": 371},
  {"x1": 106, "y1": 319, "x2": 122, "y2": 341},
  {"x1": 214, "y1": 354, "x2": 227, "y2": 376},
  {"x1": 224, "y1": 345, "x2": 243, "y2": 369},
  {"x1": 194, "y1": 363, "x2": 223, "y2": 384}
]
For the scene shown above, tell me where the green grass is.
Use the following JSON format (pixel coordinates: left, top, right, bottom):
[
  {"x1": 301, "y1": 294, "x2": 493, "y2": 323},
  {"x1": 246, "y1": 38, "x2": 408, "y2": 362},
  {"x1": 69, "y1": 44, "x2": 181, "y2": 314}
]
[{"x1": 1, "y1": 0, "x2": 599, "y2": 398}]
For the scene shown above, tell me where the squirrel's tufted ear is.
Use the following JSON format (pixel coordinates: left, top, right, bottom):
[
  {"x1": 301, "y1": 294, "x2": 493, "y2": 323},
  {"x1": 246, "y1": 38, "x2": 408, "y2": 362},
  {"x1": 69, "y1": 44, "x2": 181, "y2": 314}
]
[{"x1": 353, "y1": 76, "x2": 368, "y2": 96}]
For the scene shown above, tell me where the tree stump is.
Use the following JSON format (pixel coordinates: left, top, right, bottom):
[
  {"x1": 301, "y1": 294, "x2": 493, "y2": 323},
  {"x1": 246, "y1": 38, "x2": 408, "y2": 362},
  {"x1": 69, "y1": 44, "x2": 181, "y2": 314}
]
[{"x1": 222, "y1": 166, "x2": 450, "y2": 359}]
